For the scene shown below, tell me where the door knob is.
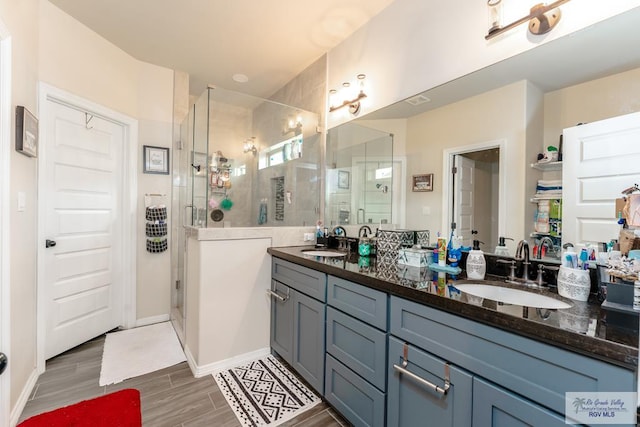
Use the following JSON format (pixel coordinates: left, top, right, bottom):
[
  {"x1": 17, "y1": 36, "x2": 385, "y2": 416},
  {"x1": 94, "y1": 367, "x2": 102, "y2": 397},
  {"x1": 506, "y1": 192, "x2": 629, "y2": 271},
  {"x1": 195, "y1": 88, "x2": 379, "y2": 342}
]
[
  {"x1": 0, "y1": 352, "x2": 7, "y2": 375},
  {"x1": 45, "y1": 239, "x2": 57, "y2": 248}
]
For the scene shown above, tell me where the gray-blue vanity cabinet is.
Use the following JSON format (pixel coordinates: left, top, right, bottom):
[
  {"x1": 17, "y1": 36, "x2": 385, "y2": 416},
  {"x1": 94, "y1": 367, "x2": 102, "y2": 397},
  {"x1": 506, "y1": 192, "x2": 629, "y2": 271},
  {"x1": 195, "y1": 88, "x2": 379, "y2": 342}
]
[
  {"x1": 270, "y1": 259, "x2": 326, "y2": 394},
  {"x1": 472, "y1": 377, "x2": 565, "y2": 426},
  {"x1": 389, "y1": 296, "x2": 636, "y2": 420},
  {"x1": 387, "y1": 336, "x2": 473, "y2": 427},
  {"x1": 325, "y1": 275, "x2": 389, "y2": 426}
]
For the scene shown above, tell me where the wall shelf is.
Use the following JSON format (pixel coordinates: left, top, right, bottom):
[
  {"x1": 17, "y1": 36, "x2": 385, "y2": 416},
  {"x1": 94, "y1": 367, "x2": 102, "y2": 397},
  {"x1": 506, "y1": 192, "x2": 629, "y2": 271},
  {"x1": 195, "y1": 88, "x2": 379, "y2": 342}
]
[
  {"x1": 530, "y1": 195, "x2": 562, "y2": 203},
  {"x1": 530, "y1": 161, "x2": 562, "y2": 171}
]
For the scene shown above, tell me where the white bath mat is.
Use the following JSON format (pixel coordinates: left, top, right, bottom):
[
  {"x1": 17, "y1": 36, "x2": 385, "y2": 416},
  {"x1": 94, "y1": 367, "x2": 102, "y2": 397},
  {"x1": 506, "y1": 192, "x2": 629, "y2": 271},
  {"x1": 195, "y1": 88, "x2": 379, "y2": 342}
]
[
  {"x1": 214, "y1": 355, "x2": 320, "y2": 427},
  {"x1": 99, "y1": 322, "x2": 186, "y2": 386}
]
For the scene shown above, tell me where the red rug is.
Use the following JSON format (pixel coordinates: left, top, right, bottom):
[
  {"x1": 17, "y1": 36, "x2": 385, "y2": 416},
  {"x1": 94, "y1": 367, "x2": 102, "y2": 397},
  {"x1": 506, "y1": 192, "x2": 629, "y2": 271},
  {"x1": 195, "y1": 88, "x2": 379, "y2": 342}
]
[{"x1": 19, "y1": 388, "x2": 141, "y2": 427}]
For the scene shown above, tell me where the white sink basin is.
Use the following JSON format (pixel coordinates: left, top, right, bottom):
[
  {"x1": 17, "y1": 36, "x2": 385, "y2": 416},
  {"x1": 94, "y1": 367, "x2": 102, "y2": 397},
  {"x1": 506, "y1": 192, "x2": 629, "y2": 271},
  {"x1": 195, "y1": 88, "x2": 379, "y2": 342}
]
[
  {"x1": 454, "y1": 284, "x2": 571, "y2": 309},
  {"x1": 301, "y1": 250, "x2": 347, "y2": 257}
]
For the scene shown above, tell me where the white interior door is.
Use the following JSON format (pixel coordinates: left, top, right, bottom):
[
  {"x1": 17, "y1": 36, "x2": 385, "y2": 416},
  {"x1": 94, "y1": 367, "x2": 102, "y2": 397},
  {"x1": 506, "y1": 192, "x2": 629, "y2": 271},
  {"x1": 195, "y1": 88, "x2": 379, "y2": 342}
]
[
  {"x1": 41, "y1": 100, "x2": 125, "y2": 359},
  {"x1": 563, "y1": 112, "x2": 640, "y2": 249},
  {"x1": 455, "y1": 155, "x2": 475, "y2": 246}
]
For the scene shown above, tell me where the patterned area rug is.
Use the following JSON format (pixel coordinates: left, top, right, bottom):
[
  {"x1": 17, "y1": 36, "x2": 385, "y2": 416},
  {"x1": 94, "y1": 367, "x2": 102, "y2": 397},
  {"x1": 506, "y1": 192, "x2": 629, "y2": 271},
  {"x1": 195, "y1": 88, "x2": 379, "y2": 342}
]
[{"x1": 213, "y1": 355, "x2": 321, "y2": 427}]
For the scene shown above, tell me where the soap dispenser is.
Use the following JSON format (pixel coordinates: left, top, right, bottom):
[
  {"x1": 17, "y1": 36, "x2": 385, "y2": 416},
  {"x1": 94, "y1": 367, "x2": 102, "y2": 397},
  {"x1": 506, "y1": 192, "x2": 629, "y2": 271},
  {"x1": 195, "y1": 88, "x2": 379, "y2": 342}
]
[
  {"x1": 466, "y1": 240, "x2": 486, "y2": 280},
  {"x1": 494, "y1": 236, "x2": 513, "y2": 256}
]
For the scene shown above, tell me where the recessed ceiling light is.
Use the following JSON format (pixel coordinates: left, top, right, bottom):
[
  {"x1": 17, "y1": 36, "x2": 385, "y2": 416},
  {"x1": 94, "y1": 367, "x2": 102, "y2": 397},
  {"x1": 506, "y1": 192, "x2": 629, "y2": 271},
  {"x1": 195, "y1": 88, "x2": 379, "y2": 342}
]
[{"x1": 232, "y1": 73, "x2": 249, "y2": 83}]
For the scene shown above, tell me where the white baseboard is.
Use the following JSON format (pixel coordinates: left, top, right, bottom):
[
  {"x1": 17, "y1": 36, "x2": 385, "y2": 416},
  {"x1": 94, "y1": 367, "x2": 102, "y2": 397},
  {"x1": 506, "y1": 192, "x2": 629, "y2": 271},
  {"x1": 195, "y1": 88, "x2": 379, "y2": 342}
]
[
  {"x1": 10, "y1": 368, "x2": 39, "y2": 427},
  {"x1": 184, "y1": 346, "x2": 271, "y2": 378},
  {"x1": 135, "y1": 314, "x2": 170, "y2": 328}
]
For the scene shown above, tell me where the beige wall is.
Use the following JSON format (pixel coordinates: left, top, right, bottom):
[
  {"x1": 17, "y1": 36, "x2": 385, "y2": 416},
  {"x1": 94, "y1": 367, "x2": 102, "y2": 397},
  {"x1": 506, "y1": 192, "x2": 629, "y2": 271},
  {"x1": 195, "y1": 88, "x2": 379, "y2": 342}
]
[
  {"x1": 136, "y1": 61, "x2": 174, "y2": 321},
  {"x1": 544, "y1": 67, "x2": 640, "y2": 147},
  {"x1": 3, "y1": 0, "x2": 175, "y2": 418},
  {"x1": 1, "y1": 0, "x2": 40, "y2": 414},
  {"x1": 38, "y1": 1, "x2": 138, "y2": 117},
  {"x1": 404, "y1": 81, "x2": 529, "y2": 249}
]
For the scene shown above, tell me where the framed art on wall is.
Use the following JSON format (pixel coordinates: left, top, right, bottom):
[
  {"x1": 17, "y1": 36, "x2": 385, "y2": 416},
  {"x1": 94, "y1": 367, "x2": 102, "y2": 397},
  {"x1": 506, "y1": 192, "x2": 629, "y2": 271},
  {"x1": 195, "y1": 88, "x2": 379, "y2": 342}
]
[
  {"x1": 143, "y1": 145, "x2": 170, "y2": 175},
  {"x1": 412, "y1": 173, "x2": 434, "y2": 192},
  {"x1": 338, "y1": 170, "x2": 350, "y2": 189},
  {"x1": 15, "y1": 106, "x2": 38, "y2": 157}
]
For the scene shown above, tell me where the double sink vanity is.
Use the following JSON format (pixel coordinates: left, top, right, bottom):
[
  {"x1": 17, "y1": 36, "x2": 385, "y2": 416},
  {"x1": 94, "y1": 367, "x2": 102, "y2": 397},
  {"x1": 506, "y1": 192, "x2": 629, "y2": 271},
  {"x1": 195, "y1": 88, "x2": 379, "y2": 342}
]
[{"x1": 267, "y1": 245, "x2": 638, "y2": 427}]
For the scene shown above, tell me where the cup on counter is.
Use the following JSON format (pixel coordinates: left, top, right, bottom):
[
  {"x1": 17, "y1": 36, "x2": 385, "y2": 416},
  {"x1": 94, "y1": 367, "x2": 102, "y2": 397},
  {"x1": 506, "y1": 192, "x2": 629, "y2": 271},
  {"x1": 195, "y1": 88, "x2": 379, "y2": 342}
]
[{"x1": 557, "y1": 266, "x2": 591, "y2": 302}]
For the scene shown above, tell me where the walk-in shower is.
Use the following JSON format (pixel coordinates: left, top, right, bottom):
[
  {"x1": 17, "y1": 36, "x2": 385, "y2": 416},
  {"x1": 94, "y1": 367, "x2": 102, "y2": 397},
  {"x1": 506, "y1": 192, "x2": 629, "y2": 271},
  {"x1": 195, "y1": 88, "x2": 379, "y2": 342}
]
[
  {"x1": 170, "y1": 86, "x2": 321, "y2": 337},
  {"x1": 180, "y1": 86, "x2": 320, "y2": 229}
]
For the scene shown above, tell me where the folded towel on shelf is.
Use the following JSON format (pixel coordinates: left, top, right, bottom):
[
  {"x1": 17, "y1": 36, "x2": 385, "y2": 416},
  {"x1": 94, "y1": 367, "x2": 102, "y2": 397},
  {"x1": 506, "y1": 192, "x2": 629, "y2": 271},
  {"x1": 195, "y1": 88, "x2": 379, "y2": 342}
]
[
  {"x1": 536, "y1": 185, "x2": 562, "y2": 192},
  {"x1": 537, "y1": 179, "x2": 562, "y2": 186}
]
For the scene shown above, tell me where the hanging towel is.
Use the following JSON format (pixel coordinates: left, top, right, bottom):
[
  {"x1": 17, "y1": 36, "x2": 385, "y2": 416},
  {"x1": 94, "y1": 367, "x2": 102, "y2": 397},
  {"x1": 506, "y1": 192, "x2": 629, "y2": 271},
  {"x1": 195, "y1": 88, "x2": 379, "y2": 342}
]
[{"x1": 258, "y1": 199, "x2": 267, "y2": 225}]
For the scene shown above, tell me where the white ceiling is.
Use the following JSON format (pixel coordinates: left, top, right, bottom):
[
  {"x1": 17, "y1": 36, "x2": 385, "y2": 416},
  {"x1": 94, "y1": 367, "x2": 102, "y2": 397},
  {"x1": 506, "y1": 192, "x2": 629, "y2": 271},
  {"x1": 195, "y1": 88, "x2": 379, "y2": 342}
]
[{"x1": 48, "y1": 0, "x2": 396, "y2": 98}]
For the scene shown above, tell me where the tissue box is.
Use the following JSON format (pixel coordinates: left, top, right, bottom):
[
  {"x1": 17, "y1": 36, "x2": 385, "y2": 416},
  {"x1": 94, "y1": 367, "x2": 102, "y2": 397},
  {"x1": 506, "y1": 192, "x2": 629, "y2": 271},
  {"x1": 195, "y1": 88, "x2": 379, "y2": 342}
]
[
  {"x1": 397, "y1": 264, "x2": 429, "y2": 281},
  {"x1": 398, "y1": 247, "x2": 430, "y2": 267}
]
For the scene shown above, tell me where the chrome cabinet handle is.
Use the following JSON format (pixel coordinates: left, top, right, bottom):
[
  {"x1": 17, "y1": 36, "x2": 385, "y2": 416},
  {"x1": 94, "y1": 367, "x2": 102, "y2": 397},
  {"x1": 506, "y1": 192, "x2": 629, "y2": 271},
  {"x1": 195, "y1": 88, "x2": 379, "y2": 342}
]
[
  {"x1": 393, "y1": 362, "x2": 451, "y2": 396},
  {"x1": 266, "y1": 289, "x2": 289, "y2": 302}
]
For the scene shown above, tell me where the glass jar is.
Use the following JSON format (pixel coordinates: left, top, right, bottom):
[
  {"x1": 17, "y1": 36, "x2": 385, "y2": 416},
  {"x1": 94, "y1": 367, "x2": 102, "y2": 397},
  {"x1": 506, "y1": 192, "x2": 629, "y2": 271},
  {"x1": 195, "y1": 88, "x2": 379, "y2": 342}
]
[
  {"x1": 487, "y1": 0, "x2": 503, "y2": 35},
  {"x1": 358, "y1": 237, "x2": 371, "y2": 256}
]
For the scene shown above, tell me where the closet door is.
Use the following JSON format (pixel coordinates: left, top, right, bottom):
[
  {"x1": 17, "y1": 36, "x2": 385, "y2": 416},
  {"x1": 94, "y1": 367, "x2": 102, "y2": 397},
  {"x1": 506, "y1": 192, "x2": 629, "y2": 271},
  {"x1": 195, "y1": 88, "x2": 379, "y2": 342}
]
[{"x1": 563, "y1": 112, "x2": 640, "y2": 248}]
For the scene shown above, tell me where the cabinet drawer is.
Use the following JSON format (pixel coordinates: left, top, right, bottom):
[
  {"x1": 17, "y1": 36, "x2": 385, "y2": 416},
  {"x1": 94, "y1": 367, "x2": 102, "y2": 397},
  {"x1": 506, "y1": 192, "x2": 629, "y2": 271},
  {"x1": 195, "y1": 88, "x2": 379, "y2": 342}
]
[
  {"x1": 387, "y1": 336, "x2": 472, "y2": 427},
  {"x1": 325, "y1": 354, "x2": 385, "y2": 427},
  {"x1": 326, "y1": 307, "x2": 387, "y2": 391},
  {"x1": 390, "y1": 296, "x2": 636, "y2": 416},
  {"x1": 272, "y1": 258, "x2": 326, "y2": 301},
  {"x1": 327, "y1": 275, "x2": 388, "y2": 330},
  {"x1": 473, "y1": 377, "x2": 565, "y2": 426}
]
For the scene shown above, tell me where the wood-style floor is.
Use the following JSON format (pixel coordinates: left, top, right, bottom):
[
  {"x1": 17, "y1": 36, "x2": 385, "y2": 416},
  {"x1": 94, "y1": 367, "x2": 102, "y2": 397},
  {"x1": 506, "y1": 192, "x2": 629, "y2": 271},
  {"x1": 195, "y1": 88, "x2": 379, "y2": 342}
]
[{"x1": 19, "y1": 334, "x2": 349, "y2": 427}]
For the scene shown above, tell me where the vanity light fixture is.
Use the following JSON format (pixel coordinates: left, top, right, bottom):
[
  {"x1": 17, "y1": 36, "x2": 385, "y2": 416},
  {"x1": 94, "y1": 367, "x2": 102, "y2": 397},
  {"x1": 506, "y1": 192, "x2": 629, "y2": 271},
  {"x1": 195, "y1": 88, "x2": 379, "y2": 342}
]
[
  {"x1": 243, "y1": 137, "x2": 257, "y2": 155},
  {"x1": 485, "y1": 0, "x2": 570, "y2": 40},
  {"x1": 329, "y1": 74, "x2": 367, "y2": 115}
]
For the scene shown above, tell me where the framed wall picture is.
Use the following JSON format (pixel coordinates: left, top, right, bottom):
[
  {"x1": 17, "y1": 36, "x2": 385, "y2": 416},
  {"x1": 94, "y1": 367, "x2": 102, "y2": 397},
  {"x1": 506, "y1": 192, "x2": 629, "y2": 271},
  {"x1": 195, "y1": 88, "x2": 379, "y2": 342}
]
[
  {"x1": 15, "y1": 106, "x2": 38, "y2": 157},
  {"x1": 412, "y1": 173, "x2": 434, "y2": 192},
  {"x1": 143, "y1": 145, "x2": 170, "y2": 175},
  {"x1": 338, "y1": 170, "x2": 350, "y2": 189}
]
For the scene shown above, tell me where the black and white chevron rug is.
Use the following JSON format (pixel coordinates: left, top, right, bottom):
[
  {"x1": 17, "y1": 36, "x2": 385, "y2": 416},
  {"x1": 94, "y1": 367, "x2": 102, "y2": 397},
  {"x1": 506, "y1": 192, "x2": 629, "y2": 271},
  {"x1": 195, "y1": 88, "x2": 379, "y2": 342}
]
[{"x1": 213, "y1": 355, "x2": 321, "y2": 427}]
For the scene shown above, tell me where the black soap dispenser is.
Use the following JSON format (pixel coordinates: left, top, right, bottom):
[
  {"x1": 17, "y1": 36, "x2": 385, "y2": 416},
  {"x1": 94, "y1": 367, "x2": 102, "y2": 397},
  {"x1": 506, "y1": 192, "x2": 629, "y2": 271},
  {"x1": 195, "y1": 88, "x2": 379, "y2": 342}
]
[{"x1": 494, "y1": 236, "x2": 513, "y2": 256}]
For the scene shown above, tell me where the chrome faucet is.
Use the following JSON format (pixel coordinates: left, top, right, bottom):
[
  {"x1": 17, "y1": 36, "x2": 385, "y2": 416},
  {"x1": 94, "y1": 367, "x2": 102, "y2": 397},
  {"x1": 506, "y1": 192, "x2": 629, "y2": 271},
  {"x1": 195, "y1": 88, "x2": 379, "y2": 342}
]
[
  {"x1": 331, "y1": 226, "x2": 349, "y2": 251},
  {"x1": 358, "y1": 225, "x2": 372, "y2": 237},
  {"x1": 515, "y1": 239, "x2": 533, "y2": 282},
  {"x1": 536, "y1": 236, "x2": 555, "y2": 259},
  {"x1": 332, "y1": 226, "x2": 347, "y2": 237}
]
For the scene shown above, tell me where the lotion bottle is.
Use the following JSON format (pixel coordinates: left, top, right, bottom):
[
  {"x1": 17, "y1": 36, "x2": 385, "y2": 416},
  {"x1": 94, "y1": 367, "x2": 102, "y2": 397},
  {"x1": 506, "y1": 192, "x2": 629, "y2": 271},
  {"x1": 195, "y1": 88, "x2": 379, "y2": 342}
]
[{"x1": 466, "y1": 240, "x2": 486, "y2": 280}]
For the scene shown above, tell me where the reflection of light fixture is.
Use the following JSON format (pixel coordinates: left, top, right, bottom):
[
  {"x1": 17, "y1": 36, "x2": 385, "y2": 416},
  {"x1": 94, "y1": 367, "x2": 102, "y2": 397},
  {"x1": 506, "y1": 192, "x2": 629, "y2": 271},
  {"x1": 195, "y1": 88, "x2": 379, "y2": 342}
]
[
  {"x1": 283, "y1": 114, "x2": 303, "y2": 135},
  {"x1": 329, "y1": 74, "x2": 367, "y2": 115},
  {"x1": 243, "y1": 137, "x2": 257, "y2": 155},
  {"x1": 485, "y1": 0, "x2": 570, "y2": 40}
]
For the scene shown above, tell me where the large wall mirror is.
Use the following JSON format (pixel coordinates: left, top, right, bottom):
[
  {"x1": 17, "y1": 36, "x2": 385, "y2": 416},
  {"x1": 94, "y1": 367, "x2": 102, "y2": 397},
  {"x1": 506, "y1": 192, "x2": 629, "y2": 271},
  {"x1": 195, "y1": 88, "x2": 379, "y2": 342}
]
[
  {"x1": 327, "y1": 8, "x2": 640, "y2": 256},
  {"x1": 325, "y1": 123, "x2": 403, "y2": 230}
]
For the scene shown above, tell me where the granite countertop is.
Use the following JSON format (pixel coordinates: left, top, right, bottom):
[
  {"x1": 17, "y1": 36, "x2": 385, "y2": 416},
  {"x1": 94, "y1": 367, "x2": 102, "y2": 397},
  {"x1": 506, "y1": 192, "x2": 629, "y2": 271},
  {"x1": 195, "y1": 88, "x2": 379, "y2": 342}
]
[{"x1": 268, "y1": 245, "x2": 639, "y2": 371}]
